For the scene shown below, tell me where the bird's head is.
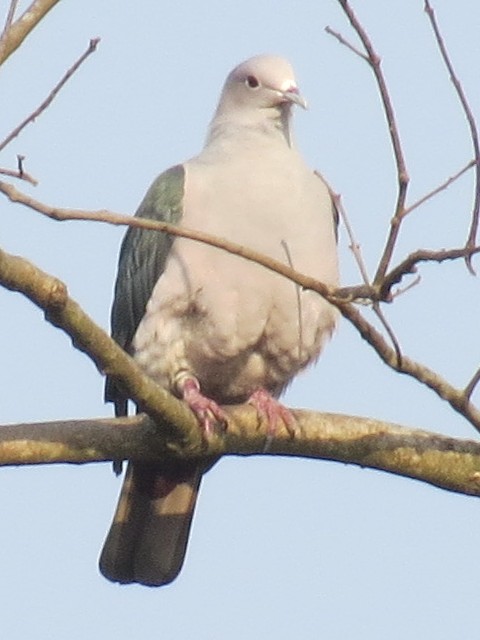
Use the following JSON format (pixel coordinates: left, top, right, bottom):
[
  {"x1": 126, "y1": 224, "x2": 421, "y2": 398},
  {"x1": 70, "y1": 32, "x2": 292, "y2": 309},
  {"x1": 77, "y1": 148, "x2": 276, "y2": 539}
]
[{"x1": 215, "y1": 54, "x2": 307, "y2": 119}]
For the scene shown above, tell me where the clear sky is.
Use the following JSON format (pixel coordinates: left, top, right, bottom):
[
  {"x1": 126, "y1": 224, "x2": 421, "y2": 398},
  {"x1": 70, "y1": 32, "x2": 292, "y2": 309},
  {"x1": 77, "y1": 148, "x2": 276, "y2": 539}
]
[{"x1": 1, "y1": 1, "x2": 480, "y2": 639}]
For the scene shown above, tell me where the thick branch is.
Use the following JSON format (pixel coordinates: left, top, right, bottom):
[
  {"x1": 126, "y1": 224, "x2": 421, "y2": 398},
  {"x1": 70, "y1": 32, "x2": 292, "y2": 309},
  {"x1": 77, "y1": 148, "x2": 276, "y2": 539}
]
[
  {"x1": 0, "y1": 246, "x2": 205, "y2": 452},
  {"x1": 1, "y1": 411, "x2": 480, "y2": 498}
]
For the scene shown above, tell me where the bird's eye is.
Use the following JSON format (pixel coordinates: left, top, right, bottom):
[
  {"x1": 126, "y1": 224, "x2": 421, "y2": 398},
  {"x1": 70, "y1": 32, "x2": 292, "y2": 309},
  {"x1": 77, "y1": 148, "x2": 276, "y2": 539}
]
[{"x1": 245, "y1": 75, "x2": 259, "y2": 89}]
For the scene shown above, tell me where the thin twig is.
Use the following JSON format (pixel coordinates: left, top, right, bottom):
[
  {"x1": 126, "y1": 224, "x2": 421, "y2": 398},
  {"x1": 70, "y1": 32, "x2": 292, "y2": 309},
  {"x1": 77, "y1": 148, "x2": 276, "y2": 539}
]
[
  {"x1": 330, "y1": 188, "x2": 371, "y2": 287},
  {"x1": 17, "y1": 154, "x2": 24, "y2": 174},
  {"x1": 0, "y1": 37, "x2": 100, "y2": 154},
  {"x1": 424, "y1": 0, "x2": 480, "y2": 273},
  {"x1": 0, "y1": 0, "x2": 19, "y2": 41},
  {"x1": 324, "y1": 25, "x2": 368, "y2": 62},
  {"x1": 281, "y1": 240, "x2": 304, "y2": 360},
  {"x1": 2, "y1": 179, "x2": 479, "y2": 310},
  {"x1": 338, "y1": 301, "x2": 480, "y2": 431},
  {"x1": 2, "y1": 180, "x2": 480, "y2": 432},
  {"x1": 372, "y1": 303, "x2": 403, "y2": 365},
  {"x1": 465, "y1": 368, "x2": 480, "y2": 402},
  {"x1": 391, "y1": 274, "x2": 421, "y2": 299},
  {"x1": 0, "y1": 179, "x2": 339, "y2": 301},
  {"x1": 329, "y1": 184, "x2": 404, "y2": 362},
  {"x1": 315, "y1": 171, "x2": 371, "y2": 288},
  {"x1": 403, "y1": 160, "x2": 475, "y2": 217},
  {"x1": 0, "y1": 165, "x2": 37, "y2": 185},
  {"x1": 331, "y1": 0, "x2": 409, "y2": 285},
  {"x1": 381, "y1": 246, "x2": 480, "y2": 299}
]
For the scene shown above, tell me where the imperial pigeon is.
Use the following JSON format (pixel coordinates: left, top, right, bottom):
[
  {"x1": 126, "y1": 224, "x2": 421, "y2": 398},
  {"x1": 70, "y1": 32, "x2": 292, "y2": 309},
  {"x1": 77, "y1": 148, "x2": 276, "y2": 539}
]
[{"x1": 99, "y1": 54, "x2": 339, "y2": 587}]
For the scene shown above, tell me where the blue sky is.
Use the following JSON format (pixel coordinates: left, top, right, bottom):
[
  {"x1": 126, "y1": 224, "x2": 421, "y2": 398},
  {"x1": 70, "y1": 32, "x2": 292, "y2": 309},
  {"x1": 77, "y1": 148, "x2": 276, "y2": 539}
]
[{"x1": 1, "y1": 1, "x2": 480, "y2": 638}]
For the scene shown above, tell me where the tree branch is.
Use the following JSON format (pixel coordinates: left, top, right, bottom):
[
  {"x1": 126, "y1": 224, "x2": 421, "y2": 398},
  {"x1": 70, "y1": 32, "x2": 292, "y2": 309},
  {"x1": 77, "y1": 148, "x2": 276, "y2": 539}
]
[
  {"x1": 381, "y1": 245, "x2": 480, "y2": 298},
  {"x1": 465, "y1": 367, "x2": 480, "y2": 401},
  {"x1": 0, "y1": 38, "x2": 100, "y2": 154},
  {"x1": 0, "y1": 0, "x2": 61, "y2": 66},
  {"x1": 326, "y1": 183, "x2": 371, "y2": 287},
  {"x1": 324, "y1": 25, "x2": 368, "y2": 62},
  {"x1": 403, "y1": 160, "x2": 475, "y2": 217},
  {"x1": 424, "y1": 0, "x2": 480, "y2": 272},
  {"x1": 2, "y1": 411, "x2": 480, "y2": 498},
  {"x1": 338, "y1": 301, "x2": 480, "y2": 430},
  {"x1": 329, "y1": 1, "x2": 409, "y2": 284},
  {"x1": 2, "y1": 184, "x2": 480, "y2": 434},
  {"x1": 1, "y1": 1, "x2": 19, "y2": 41},
  {"x1": 0, "y1": 246, "x2": 206, "y2": 453},
  {"x1": 0, "y1": 179, "x2": 338, "y2": 299},
  {"x1": 0, "y1": 164, "x2": 37, "y2": 185}
]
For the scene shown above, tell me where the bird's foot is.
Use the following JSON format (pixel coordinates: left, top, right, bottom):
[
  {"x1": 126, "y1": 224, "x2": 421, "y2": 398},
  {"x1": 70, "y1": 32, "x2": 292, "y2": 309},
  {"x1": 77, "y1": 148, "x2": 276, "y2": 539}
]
[
  {"x1": 248, "y1": 388, "x2": 298, "y2": 448},
  {"x1": 179, "y1": 377, "x2": 228, "y2": 437}
]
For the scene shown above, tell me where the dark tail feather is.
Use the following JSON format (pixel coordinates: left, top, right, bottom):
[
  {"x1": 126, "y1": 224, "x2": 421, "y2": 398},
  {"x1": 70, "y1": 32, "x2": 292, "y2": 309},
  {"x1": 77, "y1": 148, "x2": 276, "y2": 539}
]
[{"x1": 99, "y1": 462, "x2": 202, "y2": 586}]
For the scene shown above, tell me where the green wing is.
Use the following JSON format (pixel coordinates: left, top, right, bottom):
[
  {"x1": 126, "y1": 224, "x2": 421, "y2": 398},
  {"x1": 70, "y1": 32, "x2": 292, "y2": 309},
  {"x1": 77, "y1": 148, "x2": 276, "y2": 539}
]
[{"x1": 105, "y1": 164, "x2": 185, "y2": 414}]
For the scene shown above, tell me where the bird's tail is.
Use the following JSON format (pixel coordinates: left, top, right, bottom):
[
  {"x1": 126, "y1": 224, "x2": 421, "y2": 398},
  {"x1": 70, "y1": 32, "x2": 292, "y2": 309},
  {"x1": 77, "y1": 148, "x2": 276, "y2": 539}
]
[{"x1": 99, "y1": 461, "x2": 202, "y2": 586}]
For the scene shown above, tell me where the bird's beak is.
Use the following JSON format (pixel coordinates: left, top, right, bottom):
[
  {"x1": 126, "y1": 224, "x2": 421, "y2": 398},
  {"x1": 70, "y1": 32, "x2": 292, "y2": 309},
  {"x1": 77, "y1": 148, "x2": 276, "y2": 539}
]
[{"x1": 282, "y1": 87, "x2": 308, "y2": 110}]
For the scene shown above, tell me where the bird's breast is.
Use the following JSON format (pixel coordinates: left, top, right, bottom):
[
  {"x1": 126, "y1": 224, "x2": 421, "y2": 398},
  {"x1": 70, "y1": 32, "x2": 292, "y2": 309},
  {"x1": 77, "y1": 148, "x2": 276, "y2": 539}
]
[{"x1": 133, "y1": 152, "x2": 339, "y2": 403}]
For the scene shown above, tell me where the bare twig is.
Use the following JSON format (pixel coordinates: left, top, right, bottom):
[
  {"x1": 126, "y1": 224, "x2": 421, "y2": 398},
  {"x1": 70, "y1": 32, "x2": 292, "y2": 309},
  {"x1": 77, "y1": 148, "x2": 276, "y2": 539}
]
[
  {"x1": 372, "y1": 303, "x2": 403, "y2": 365},
  {"x1": 1, "y1": 0, "x2": 19, "y2": 41},
  {"x1": 324, "y1": 25, "x2": 368, "y2": 62},
  {"x1": 334, "y1": 186, "x2": 405, "y2": 363},
  {"x1": 316, "y1": 171, "x2": 372, "y2": 291},
  {"x1": 339, "y1": 301, "x2": 480, "y2": 430},
  {"x1": 424, "y1": 1, "x2": 480, "y2": 273},
  {"x1": 465, "y1": 368, "x2": 480, "y2": 402},
  {"x1": 2, "y1": 181, "x2": 480, "y2": 432},
  {"x1": 320, "y1": 174, "x2": 400, "y2": 389},
  {"x1": 281, "y1": 240, "x2": 304, "y2": 360},
  {"x1": 0, "y1": 38, "x2": 100, "y2": 154},
  {"x1": 391, "y1": 274, "x2": 421, "y2": 299},
  {"x1": 0, "y1": 165, "x2": 37, "y2": 185},
  {"x1": 327, "y1": 6, "x2": 412, "y2": 367},
  {"x1": 381, "y1": 246, "x2": 480, "y2": 298},
  {"x1": 330, "y1": 1, "x2": 409, "y2": 284},
  {"x1": 0, "y1": 179, "x2": 337, "y2": 300},
  {"x1": 331, "y1": 188, "x2": 371, "y2": 287},
  {"x1": 403, "y1": 160, "x2": 475, "y2": 217},
  {"x1": 0, "y1": 0, "x2": 61, "y2": 66}
]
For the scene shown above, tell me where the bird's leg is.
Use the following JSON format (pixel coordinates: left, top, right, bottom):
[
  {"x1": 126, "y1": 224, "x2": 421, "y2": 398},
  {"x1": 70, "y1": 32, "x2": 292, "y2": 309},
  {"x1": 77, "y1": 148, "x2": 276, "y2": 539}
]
[
  {"x1": 178, "y1": 376, "x2": 228, "y2": 437},
  {"x1": 248, "y1": 388, "x2": 298, "y2": 446}
]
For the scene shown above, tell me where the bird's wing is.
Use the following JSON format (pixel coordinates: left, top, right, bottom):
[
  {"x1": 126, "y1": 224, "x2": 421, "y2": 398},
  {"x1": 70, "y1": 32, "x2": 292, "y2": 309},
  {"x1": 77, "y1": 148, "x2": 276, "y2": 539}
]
[{"x1": 105, "y1": 164, "x2": 185, "y2": 414}]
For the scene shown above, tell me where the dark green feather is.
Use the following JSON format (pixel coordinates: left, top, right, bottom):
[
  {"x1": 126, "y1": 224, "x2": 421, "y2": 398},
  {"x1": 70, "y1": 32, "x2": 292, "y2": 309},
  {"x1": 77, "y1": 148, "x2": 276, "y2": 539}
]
[{"x1": 105, "y1": 164, "x2": 185, "y2": 414}]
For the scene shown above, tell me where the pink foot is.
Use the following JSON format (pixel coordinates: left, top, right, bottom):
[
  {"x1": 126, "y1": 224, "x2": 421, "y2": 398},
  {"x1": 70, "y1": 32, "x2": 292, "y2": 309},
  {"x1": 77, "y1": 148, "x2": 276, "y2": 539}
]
[
  {"x1": 179, "y1": 377, "x2": 228, "y2": 437},
  {"x1": 248, "y1": 388, "x2": 297, "y2": 442}
]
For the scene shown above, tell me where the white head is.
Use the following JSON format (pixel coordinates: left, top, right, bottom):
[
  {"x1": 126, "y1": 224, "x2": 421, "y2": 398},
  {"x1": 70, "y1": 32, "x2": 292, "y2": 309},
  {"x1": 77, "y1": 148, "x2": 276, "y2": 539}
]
[{"x1": 210, "y1": 55, "x2": 306, "y2": 146}]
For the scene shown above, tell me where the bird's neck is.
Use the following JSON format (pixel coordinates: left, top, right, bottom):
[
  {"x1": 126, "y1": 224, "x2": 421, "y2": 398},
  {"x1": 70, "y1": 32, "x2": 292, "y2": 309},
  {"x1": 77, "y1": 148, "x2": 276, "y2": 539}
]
[{"x1": 204, "y1": 105, "x2": 294, "y2": 152}]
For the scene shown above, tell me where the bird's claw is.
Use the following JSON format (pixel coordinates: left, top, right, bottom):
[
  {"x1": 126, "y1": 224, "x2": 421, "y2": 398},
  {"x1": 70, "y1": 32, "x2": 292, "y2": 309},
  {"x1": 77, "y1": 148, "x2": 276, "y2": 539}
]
[
  {"x1": 180, "y1": 377, "x2": 228, "y2": 437},
  {"x1": 248, "y1": 388, "x2": 298, "y2": 449}
]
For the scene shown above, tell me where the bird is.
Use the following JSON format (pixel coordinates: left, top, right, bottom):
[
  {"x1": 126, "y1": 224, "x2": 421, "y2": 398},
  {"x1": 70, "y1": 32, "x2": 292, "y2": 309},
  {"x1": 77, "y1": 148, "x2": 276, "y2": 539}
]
[{"x1": 99, "y1": 54, "x2": 339, "y2": 587}]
